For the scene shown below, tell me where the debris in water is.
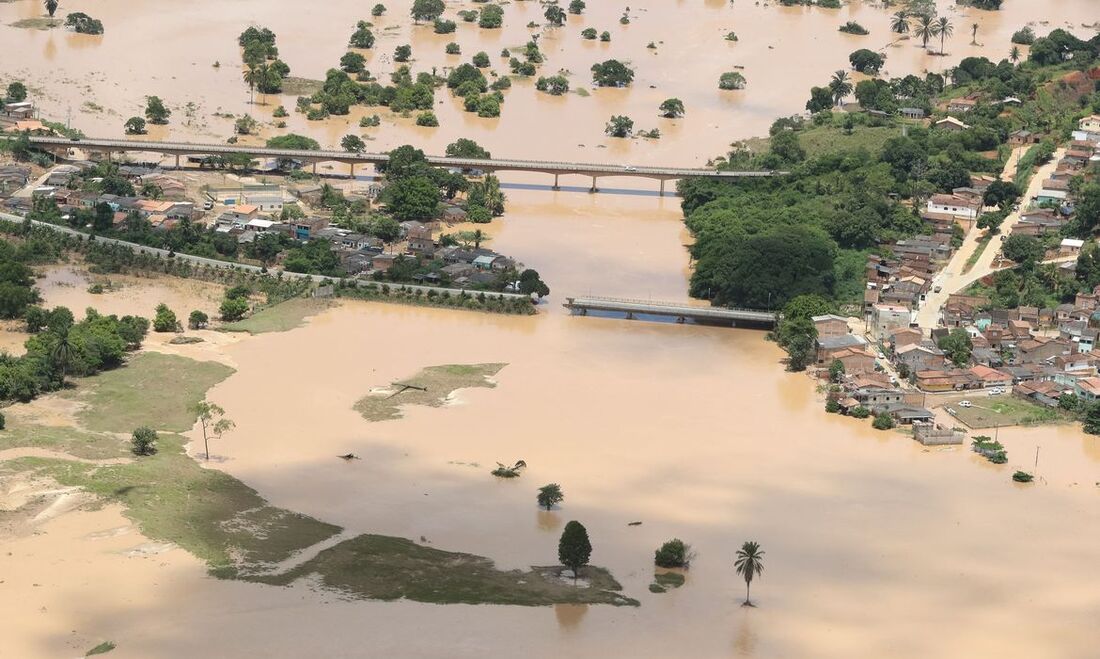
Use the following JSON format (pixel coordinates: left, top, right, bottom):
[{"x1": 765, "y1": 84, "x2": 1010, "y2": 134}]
[{"x1": 337, "y1": 454, "x2": 360, "y2": 461}]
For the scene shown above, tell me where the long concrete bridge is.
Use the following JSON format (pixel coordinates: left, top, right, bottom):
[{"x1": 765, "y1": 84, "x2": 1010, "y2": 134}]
[
  {"x1": 564, "y1": 296, "x2": 777, "y2": 328},
  {"x1": 21, "y1": 135, "x2": 782, "y2": 195}
]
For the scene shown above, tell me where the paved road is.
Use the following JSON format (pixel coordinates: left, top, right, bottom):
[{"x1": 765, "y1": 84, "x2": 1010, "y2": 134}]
[
  {"x1": 915, "y1": 148, "x2": 1065, "y2": 329},
  {"x1": 0, "y1": 211, "x2": 530, "y2": 301},
  {"x1": 18, "y1": 135, "x2": 781, "y2": 180}
]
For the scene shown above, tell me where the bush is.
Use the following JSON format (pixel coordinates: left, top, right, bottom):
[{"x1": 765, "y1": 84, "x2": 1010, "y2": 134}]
[
  {"x1": 850, "y1": 406, "x2": 870, "y2": 419},
  {"x1": 581, "y1": 28, "x2": 597, "y2": 40},
  {"x1": 872, "y1": 413, "x2": 895, "y2": 430},
  {"x1": 220, "y1": 297, "x2": 249, "y2": 322},
  {"x1": 131, "y1": 426, "x2": 158, "y2": 456},
  {"x1": 445, "y1": 42, "x2": 461, "y2": 55},
  {"x1": 718, "y1": 72, "x2": 746, "y2": 90},
  {"x1": 654, "y1": 539, "x2": 690, "y2": 568},
  {"x1": 152, "y1": 303, "x2": 178, "y2": 332},
  {"x1": 416, "y1": 111, "x2": 439, "y2": 126},
  {"x1": 1010, "y1": 27, "x2": 1035, "y2": 45},
  {"x1": 0, "y1": 411, "x2": 5, "y2": 430},
  {"x1": 1012, "y1": 471, "x2": 1034, "y2": 483},
  {"x1": 188, "y1": 310, "x2": 209, "y2": 329},
  {"x1": 839, "y1": 21, "x2": 868, "y2": 35},
  {"x1": 825, "y1": 398, "x2": 841, "y2": 413}
]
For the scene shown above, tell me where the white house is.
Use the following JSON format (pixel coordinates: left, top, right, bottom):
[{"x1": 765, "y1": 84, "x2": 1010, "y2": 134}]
[
  {"x1": 927, "y1": 194, "x2": 979, "y2": 221},
  {"x1": 1072, "y1": 114, "x2": 1100, "y2": 142}
]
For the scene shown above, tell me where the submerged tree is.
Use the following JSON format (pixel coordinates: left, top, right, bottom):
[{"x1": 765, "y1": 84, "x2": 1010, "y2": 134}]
[
  {"x1": 934, "y1": 16, "x2": 954, "y2": 54},
  {"x1": 913, "y1": 13, "x2": 935, "y2": 49},
  {"x1": 558, "y1": 520, "x2": 592, "y2": 581},
  {"x1": 734, "y1": 540, "x2": 765, "y2": 606},
  {"x1": 658, "y1": 98, "x2": 685, "y2": 118},
  {"x1": 44, "y1": 0, "x2": 58, "y2": 17},
  {"x1": 889, "y1": 11, "x2": 909, "y2": 34},
  {"x1": 190, "y1": 401, "x2": 235, "y2": 461},
  {"x1": 537, "y1": 483, "x2": 564, "y2": 510}
]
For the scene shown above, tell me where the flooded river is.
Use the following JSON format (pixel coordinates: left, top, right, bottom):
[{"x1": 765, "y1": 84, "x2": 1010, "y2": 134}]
[
  {"x1": 3, "y1": 1, "x2": 1100, "y2": 657},
  {"x1": 2, "y1": 0, "x2": 1098, "y2": 166}
]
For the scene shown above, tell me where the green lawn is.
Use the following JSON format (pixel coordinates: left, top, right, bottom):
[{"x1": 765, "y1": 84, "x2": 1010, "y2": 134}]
[
  {"x1": 354, "y1": 363, "x2": 507, "y2": 422},
  {"x1": 68, "y1": 352, "x2": 236, "y2": 433},
  {"x1": 745, "y1": 124, "x2": 904, "y2": 158},
  {"x1": 0, "y1": 423, "x2": 128, "y2": 461},
  {"x1": 949, "y1": 395, "x2": 1063, "y2": 429},
  {"x1": 221, "y1": 297, "x2": 332, "y2": 334}
]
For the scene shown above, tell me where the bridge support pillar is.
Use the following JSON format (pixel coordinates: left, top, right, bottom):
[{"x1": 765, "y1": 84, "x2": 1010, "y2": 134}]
[
  {"x1": 553, "y1": 173, "x2": 559, "y2": 190},
  {"x1": 174, "y1": 154, "x2": 180, "y2": 169},
  {"x1": 659, "y1": 180, "x2": 665, "y2": 196},
  {"x1": 312, "y1": 161, "x2": 318, "y2": 175},
  {"x1": 350, "y1": 163, "x2": 355, "y2": 179},
  {"x1": 625, "y1": 312, "x2": 634, "y2": 320},
  {"x1": 589, "y1": 176, "x2": 598, "y2": 193}
]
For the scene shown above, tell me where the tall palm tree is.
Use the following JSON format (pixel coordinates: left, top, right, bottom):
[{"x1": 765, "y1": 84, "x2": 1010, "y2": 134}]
[
  {"x1": 828, "y1": 70, "x2": 852, "y2": 106},
  {"x1": 50, "y1": 329, "x2": 73, "y2": 383},
  {"x1": 913, "y1": 13, "x2": 935, "y2": 50},
  {"x1": 734, "y1": 541, "x2": 765, "y2": 607},
  {"x1": 934, "y1": 16, "x2": 954, "y2": 55},
  {"x1": 970, "y1": 22, "x2": 979, "y2": 45},
  {"x1": 1010, "y1": 45, "x2": 1021, "y2": 63},
  {"x1": 243, "y1": 63, "x2": 260, "y2": 106},
  {"x1": 889, "y1": 11, "x2": 909, "y2": 35}
]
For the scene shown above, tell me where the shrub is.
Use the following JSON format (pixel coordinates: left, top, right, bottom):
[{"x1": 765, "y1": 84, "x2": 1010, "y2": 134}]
[
  {"x1": 872, "y1": 413, "x2": 895, "y2": 430},
  {"x1": 537, "y1": 483, "x2": 564, "y2": 510},
  {"x1": 491, "y1": 460, "x2": 526, "y2": 478},
  {"x1": 220, "y1": 297, "x2": 249, "y2": 322},
  {"x1": 1012, "y1": 471, "x2": 1034, "y2": 483},
  {"x1": 188, "y1": 310, "x2": 209, "y2": 329},
  {"x1": 416, "y1": 111, "x2": 439, "y2": 126},
  {"x1": 152, "y1": 303, "x2": 177, "y2": 332},
  {"x1": 839, "y1": 21, "x2": 868, "y2": 35},
  {"x1": 581, "y1": 27, "x2": 597, "y2": 40},
  {"x1": 434, "y1": 18, "x2": 456, "y2": 34},
  {"x1": 850, "y1": 406, "x2": 870, "y2": 419},
  {"x1": 725, "y1": 32, "x2": 738, "y2": 41},
  {"x1": 131, "y1": 426, "x2": 158, "y2": 456},
  {"x1": 445, "y1": 42, "x2": 461, "y2": 55},
  {"x1": 0, "y1": 411, "x2": 5, "y2": 430},
  {"x1": 1010, "y1": 27, "x2": 1034, "y2": 45},
  {"x1": 654, "y1": 539, "x2": 691, "y2": 568},
  {"x1": 718, "y1": 71, "x2": 746, "y2": 90}
]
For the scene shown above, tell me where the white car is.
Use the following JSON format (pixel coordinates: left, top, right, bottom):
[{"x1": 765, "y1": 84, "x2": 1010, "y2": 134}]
[
  {"x1": 959, "y1": 400, "x2": 973, "y2": 408},
  {"x1": 623, "y1": 165, "x2": 637, "y2": 172},
  {"x1": 988, "y1": 389, "x2": 1002, "y2": 396}
]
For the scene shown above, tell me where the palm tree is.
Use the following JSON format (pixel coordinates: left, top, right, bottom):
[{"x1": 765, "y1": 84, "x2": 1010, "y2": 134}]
[
  {"x1": 934, "y1": 16, "x2": 954, "y2": 55},
  {"x1": 970, "y1": 22, "x2": 979, "y2": 45},
  {"x1": 44, "y1": 0, "x2": 58, "y2": 17},
  {"x1": 828, "y1": 70, "x2": 852, "y2": 106},
  {"x1": 50, "y1": 329, "x2": 73, "y2": 384},
  {"x1": 1010, "y1": 45, "x2": 1021, "y2": 63},
  {"x1": 889, "y1": 11, "x2": 909, "y2": 35},
  {"x1": 913, "y1": 13, "x2": 935, "y2": 50},
  {"x1": 734, "y1": 541, "x2": 765, "y2": 606},
  {"x1": 243, "y1": 63, "x2": 260, "y2": 106}
]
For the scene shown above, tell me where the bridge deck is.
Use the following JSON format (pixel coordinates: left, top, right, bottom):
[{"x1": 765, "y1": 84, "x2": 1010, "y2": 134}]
[
  {"x1": 564, "y1": 296, "x2": 777, "y2": 326},
  {"x1": 18, "y1": 136, "x2": 781, "y2": 180}
]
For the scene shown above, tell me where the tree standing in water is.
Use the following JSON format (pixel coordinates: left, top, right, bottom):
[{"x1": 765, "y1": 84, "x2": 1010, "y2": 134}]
[
  {"x1": 558, "y1": 520, "x2": 592, "y2": 582},
  {"x1": 734, "y1": 540, "x2": 765, "y2": 606},
  {"x1": 913, "y1": 13, "x2": 935, "y2": 50},
  {"x1": 44, "y1": 0, "x2": 58, "y2": 17},
  {"x1": 190, "y1": 401, "x2": 234, "y2": 460},
  {"x1": 934, "y1": 16, "x2": 954, "y2": 55}
]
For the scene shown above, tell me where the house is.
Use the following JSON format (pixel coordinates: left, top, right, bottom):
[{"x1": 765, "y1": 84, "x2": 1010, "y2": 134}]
[
  {"x1": 1074, "y1": 377, "x2": 1100, "y2": 401},
  {"x1": 889, "y1": 327, "x2": 924, "y2": 351},
  {"x1": 246, "y1": 218, "x2": 276, "y2": 233},
  {"x1": 1016, "y1": 336, "x2": 1068, "y2": 364},
  {"x1": 473, "y1": 254, "x2": 503, "y2": 271},
  {"x1": 291, "y1": 217, "x2": 329, "y2": 241},
  {"x1": 830, "y1": 347, "x2": 876, "y2": 375},
  {"x1": 935, "y1": 116, "x2": 970, "y2": 131},
  {"x1": 895, "y1": 344, "x2": 946, "y2": 373},
  {"x1": 371, "y1": 253, "x2": 396, "y2": 272},
  {"x1": 816, "y1": 334, "x2": 869, "y2": 364},
  {"x1": 0, "y1": 164, "x2": 30, "y2": 195},
  {"x1": 812, "y1": 314, "x2": 850, "y2": 339},
  {"x1": 927, "y1": 194, "x2": 980, "y2": 221},
  {"x1": 913, "y1": 422, "x2": 965, "y2": 446},
  {"x1": 222, "y1": 205, "x2": 259, "y2": 225},
  {"x1": 899, "y1": 107, "x2": 926, "y2": 120},
  {"x1": 1035, "y1": 189, "x2": 1068, "y2": 206},
  {"x1": 1060, "y1": 238, "x2": 1085, "y2": 256},
  {"x1": 850, "y1": 387, "x2": 905, "y2": 410},
  {"x1": 969, "y1": 365, "x2": 1012, "y2": 389},
  {"x1": 1008, "y1": 129, "x2": 1039, "y2": 146},
  {"x1": 3, "y1": 101, "x2": 35, "y2": 119},
  {"x1": 440, "y1": 205, "x2": 468, "y2": 223},
  {"x1": 915, "y1": 369, "x2": 977, "y2": 392},
  {"x1": 947, "y1": 98, "x2": 977, "y2": 113},
  {"x1": 872, "y1": 304, "x2": 912, "y2": 341},
  {"x1": 1073, "y1": 114, "x2": 1100, "y2": 141},
  {"x1": 407, "y1": 226, "x2": 435, "y2": 256}
]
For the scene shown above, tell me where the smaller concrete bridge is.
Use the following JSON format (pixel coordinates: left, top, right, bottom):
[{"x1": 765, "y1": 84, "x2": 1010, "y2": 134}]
[{"x1": 564, "y1": 296, "x2": 777, "y2": 328}]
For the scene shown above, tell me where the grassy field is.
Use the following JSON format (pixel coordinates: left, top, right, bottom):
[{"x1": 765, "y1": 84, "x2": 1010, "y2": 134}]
[
  {"x1": 4, "y1": 354, "x2": 636, "y2": 605},
  {"x1": 255, "y1": 534, "x2": 638, "y2": 606},
  {"x1": 221, "y1": 297, "x2": 332, "y2": 334},
  {"x1": 0, "y1": 423, "x2": 128, "y2": 461},
  {"x1": 745, "y1": 123, "x2": 904, "y2": 158},
  {"x1": 355, "y1": 363, "x2": 507, "y2": 422},
  {"x1": 948, "y1": 395, "x2": 1064, "y2": 429},
  {"x1": 68, "y1": 352, "x2": 235, "y2": 433}
]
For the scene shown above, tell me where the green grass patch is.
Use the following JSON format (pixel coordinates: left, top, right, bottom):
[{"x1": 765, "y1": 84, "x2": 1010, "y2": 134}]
[
  {"x1": 68, "y1": 352, "x2": 235, "y2": 433},
  {"x1": 10, "y1": 17, "x2": 61, "y2": 30},
  {"x1": 654, "y1": 571, "x2": 685, "y2": 588},
  {"x1": 252, "y1": 534, "x2": 638, "y2": 606},
  {"x1": 0, "y1": 423, "x2": 128, "y2": 461},
  {"x1": 949, "y1": 395, "x2": 1065, "y2": 429},
  {"x1": 354, "y1": 363, "x2": 506, "y2": 422},
  {"x1": 9, "y1": 433, "x2": 341, "y2": 576},
  {"x1": 221, "y1": 297, "x2": 332, "y2": 334},
  {"x1": 746, "y1": 123, "x2": 903, "y2": 158},
  {"x1": 85, "y1": 641, "x2": 116, "y2": 656}
]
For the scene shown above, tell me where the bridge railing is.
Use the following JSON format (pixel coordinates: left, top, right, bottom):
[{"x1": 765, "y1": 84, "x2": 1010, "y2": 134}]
[{"x1": 568, "y1": 296, "x2": 777, "y2": 316}]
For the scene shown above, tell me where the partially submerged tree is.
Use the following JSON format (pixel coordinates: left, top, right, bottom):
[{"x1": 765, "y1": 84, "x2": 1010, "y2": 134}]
[
  {"x1": 537, "y1": 483, "x2": 564, "y2": 510},
  {"x1": 44, "y1": 0, "x2": 59, "y2": 18},
  {"x1": 605, "y1": 115, "x2": 634, "y2": 138},
  {"x1": 654, "y1": 539, "x2": 691, "y2": 568},
  {"x1": 734, "y1": 540, "x2": 765, "y2": 606},
  {"x1": 123, "y1": 116, "x2": 146, "y2": 135},
  {"x1": 558, "y1": 520, "x2": 592, "y2": 581},
  {"x1": 144, "y1": 96, "x2": 171, "y2": 124},
  {"x1": 190, "y1": 401, "x2": 234, "y2": 461},
  {"x1": 659, "y1": 98, "x2": 685, "y2": 118}
]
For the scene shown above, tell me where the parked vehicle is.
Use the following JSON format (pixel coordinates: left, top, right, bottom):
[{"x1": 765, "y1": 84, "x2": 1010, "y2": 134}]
[{"x1": 960, "y1": 400, "x2": 973, "y2": 408}]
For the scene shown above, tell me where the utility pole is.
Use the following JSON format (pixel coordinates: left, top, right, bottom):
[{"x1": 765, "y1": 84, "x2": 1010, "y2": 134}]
[{"x1": 1034, "y1": 445, "x2": 1040, "y2": 470}]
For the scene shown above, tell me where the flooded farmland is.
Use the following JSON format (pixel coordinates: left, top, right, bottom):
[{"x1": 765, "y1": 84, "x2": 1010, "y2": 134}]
[{"x1": 3, "y1": 0, "x2": 1100, "y2": 658}]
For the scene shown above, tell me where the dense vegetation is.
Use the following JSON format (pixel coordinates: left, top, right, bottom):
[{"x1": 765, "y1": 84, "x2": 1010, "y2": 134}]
[{"x1": 684, "y1": 29, "x2": 1100, "y2": 312}]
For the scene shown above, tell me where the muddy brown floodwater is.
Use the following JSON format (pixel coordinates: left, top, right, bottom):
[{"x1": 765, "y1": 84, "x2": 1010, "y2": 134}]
[{"x1": 3, "y1": 1, "x2": 1100, "y2": 658}]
